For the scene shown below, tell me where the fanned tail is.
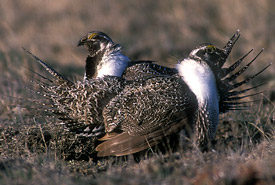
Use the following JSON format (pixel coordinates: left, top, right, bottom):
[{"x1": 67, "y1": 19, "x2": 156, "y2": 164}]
[
  {"x1": 14, "y1": 50, "x2": 89, "y2": 134},
  {"x1": 218, "y1": 45, "x2": 270, "y2": 113},
  {"x1": 221, "y1": 49, "x2": 254, "y2": 78},
  {"x1": 222, "y1": 49, "x2": 264, "y2": 83}
]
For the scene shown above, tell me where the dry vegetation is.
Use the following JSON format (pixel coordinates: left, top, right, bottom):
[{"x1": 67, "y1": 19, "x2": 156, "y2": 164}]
[{"x1": 0, "y1": 0, "x2": 275, "y2": 184}]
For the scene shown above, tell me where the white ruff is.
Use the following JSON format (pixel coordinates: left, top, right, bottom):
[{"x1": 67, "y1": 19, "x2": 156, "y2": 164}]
[
  {"x1": 177, "y1": 58, "x2": 219, "y2": 133},
  {"x1": 96, "y1": 50, "x2": 130, "y2": 78}
]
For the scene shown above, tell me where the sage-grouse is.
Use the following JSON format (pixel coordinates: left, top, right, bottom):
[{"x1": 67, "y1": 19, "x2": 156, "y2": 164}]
[
  {"x1": 77, "y1": 31, "x2": 177, "y2": 80},
  {"x1": 95, "y1": 31, "x2": 270, "y2": 156}
]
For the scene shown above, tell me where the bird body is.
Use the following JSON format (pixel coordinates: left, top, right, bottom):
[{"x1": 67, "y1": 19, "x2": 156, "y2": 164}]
[
  {"x1": 98, "y1": 75, "x2": 198, "y2": 156},
  {"x1": 96, "y1": 47, "x2": 223, "y2": 156},
  {"x1": 95, "y1": 31, "x2": 270, "y2": 156}
]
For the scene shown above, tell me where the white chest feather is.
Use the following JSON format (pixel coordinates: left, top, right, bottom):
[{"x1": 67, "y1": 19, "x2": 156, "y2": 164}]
[
  {"x1": 177, "y1": 58, "x2": 219, "y2": 134},
  {"x1": 96, "y1": 51, "x2": 130, "y2": 78}
]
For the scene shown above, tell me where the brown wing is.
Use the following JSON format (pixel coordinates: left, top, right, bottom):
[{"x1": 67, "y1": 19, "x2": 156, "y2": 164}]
[
  {"x1": 96, "y1": 76, "x2": 198, "y2": 156},
  {"x1": 96, "y1": 119, "x2": 188, "y2": 157}
]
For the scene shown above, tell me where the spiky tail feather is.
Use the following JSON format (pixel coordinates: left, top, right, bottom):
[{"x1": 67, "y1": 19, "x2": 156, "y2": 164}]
[
  {"x1": 0, "y1": 71, "x2": 63, "y2": 121},
  {"x1": 219, "y1": 48, "x2": 271, "y2": 113},
  {"x1": 1, "y1": 49, "x2": 61, "y2": 120},
  {"x1": 220, "y1": 30, "x2": 241, "y2": 68},
  {"x1": 22, "y1": 47, "x2": 73, "y2": 86},
  {"x1": 12, "y1": 49, "x2": 92, "y2": 134},
  {"x1": 15, "y1": 55, "x2": 123, "y2": 137}
]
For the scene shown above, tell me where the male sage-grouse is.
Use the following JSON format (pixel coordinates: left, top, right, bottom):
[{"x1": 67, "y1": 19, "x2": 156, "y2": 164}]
[
  {"x1": 95, "y1": 31, "x2": 270, "y2": 156},
  {"x1": 77, "y1": 31, "x2": 177, "y2": 80}
]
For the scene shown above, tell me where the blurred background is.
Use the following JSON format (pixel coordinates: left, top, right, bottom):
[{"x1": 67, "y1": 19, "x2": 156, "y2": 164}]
[{"x1": 0, "y1": 0, "x2": 274, "y2": 92}]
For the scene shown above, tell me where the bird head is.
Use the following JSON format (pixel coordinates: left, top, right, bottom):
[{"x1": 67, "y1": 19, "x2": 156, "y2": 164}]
[
  {"x1": 188, "y1": 30, "x2": 240, "y2": 74},
  {"x1": 189, "y1": 44, "x2": 228, "y2": 70},
  {"x1": 77, "y1": 31, "x2": 115, "y2": 56}
]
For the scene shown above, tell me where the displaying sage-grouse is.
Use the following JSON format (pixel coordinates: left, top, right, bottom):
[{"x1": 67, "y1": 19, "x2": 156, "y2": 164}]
[
  {"x1": 95, "y1": 31, "x2": 270, "y2": 156},
  {"x1": 77, "y1": 31, "x2": 177, "y2": 80}
]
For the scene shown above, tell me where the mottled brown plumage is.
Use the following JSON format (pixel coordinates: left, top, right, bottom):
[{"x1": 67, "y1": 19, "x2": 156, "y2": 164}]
[
  {"x1": 23, "y1": 49, "x2": 127, "y2": 137},
  {"x1": 97, "y1": 75, "x2": 197, "y2": 156},
  {"x1": 95, "y1": 31, "x2": 270, "y2": 156}
]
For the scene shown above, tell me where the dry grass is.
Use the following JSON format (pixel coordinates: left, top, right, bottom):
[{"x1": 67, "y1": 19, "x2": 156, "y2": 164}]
[{"x1": 0, "y1": 1, "x2": 275, "y2": 184}]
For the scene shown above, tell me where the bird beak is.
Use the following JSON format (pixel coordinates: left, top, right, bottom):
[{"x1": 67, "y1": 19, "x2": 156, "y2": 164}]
[{"x1": 77, "y1": 37, "x2": 87, "y2": 46}]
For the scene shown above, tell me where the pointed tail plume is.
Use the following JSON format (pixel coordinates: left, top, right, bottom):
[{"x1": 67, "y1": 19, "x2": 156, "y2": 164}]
[
  {"x1": 219, "y1": 30, "x2": 241, "y2": 68},
  {"x1": 22, "y1": 47, "x2": 73, "y2": 86}
]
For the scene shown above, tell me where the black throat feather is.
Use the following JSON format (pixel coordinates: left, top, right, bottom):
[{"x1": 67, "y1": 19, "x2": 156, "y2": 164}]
[{"x1": 85, "y1": 54, "x2": 103, "y2": 79}]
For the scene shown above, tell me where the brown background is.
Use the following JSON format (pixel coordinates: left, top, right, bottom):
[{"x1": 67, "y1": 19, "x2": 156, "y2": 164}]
[{"x1": 0, "y1": 0, "x2": 274, "y2": 70}]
